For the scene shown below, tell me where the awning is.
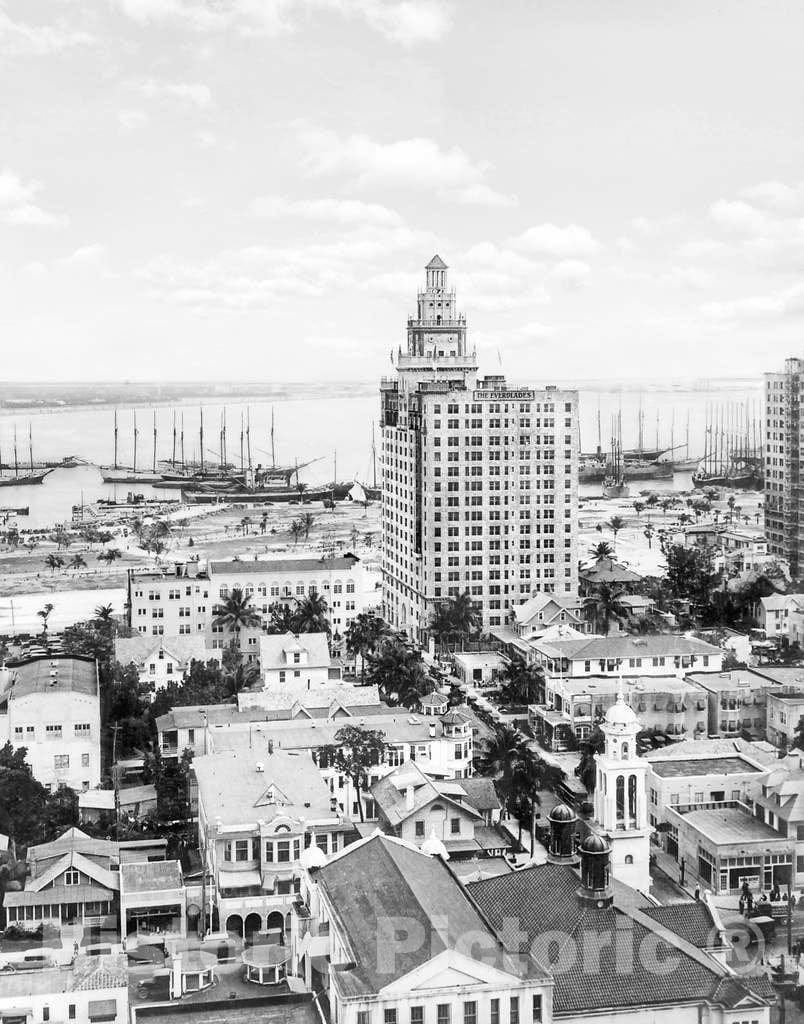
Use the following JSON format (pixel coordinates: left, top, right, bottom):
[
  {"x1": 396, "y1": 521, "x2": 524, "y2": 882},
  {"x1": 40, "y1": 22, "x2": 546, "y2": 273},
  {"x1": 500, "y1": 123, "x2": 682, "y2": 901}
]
[
  {"x1": 88, "y1": 999, "x2": 117, "y2": 1021},
  {"x1": 218, "y1": 869, "x2": 261, "y2": 889}
]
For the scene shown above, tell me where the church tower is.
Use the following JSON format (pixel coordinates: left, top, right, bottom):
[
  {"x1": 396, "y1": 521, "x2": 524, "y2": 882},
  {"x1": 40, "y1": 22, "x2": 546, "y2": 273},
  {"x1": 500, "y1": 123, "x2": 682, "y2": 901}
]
[{"x1": 592, "y1": 693, "x2": 651, "y2": 892}]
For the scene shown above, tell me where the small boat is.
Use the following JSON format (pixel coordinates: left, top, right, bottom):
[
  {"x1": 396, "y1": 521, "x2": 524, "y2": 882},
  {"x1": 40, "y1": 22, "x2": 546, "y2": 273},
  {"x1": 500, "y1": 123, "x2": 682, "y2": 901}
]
[
  {"x1": 601, "y1": 412, "x2": 629, "y2": 499},
  {"x1": 0, "y1": 469, "x2": 52, "y2": 487},
  {"x1": 602, "y1": 478, "x2": 630, "y2": 499}
]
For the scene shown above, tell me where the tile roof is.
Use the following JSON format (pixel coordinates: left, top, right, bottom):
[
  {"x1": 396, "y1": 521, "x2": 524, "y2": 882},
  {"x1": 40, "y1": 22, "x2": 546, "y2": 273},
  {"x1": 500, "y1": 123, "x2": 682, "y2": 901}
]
[
  {"x1": 467, "y1": 865, "x2": 768, "y2": 1014},
  {"x1": 454, "y1": 776, "x2": 501, "y2": 812},
  {"x1": 208, "y1": 555, "x2": 358, "y2": 575},
  {"x1": 315, "y1": 834, "x2": 546, "y2": 997},
  {"x1": 639, "y1": 902, "x2": 719, "y2": 947}
]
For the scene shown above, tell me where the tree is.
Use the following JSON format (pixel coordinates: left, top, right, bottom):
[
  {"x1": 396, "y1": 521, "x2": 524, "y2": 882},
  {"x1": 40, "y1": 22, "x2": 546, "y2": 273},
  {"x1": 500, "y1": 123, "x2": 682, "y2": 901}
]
[
  {"x1": 301, "y1": 512, "x2": 315, "y2": 539},
  {"x1": 428, "y1": 590, "x2": 478, "y2": 645},
  {"x1": 478, "y1": 724, "x2": 526, "y2": 809},
  {"x1": 151, "y1": 659, "x2": 232, "y2": 718},
  {"x1": 590, "y1": 541, "x2": 614, "y2": 560},
  {"x1": 793, "y1": 715, "x2": 804, "y2": 751},
  {"x1": 321, "y1": 725, "x2": 385, "y2": 823},
  {"x1": 240, "y1": 516, "x2": 253, "y2": 536},
  {"x1": 345, "y1": 613, "x2": 389, "y2": 684},
  {"x1": 583, "y1": 584, "x2": 626, "y2": 635},
  {"x1": 0, "y1": 746, "x2": 48, "y2": 847},
  {"x1": 227, "y1": 660, "x2": 260, "y2": 697},
  {"x1": 499, "y1": 657, "x2": 544, "y2": 706},
  {"x1": 349, "y1": 525, "x2": 360, "y2": 550},
  {"x1": 513, "y1": 748, "x2": 565, "y2": 854},
  {"x1": 643, "y1": 523, "x2": 656, "y2": 549},
  {"x1": 44, "y1": 553, "x2": 63, "y2": 574},
  {"x1": 293, "y1": 592, "x2": 331, "y2": 635},
  {"x1": 69, "y1": 554, "x2": 86, "y2": 572},
  {"x1": 633, "y1": 501, "x2": 645, "y2": 518},
  {"x1": 266, "y1": 601, "x2": 297, "y2": 634},
  {"x1": 37, "y1": 602, "x2": 54, "y2": 636},
  {"x1": 214, "y1": 587, "x2": 262, "y2": 646},
  {"x1": 289, "y1": 519, "x2": 304, "y2": 546},
  {"x1": 94, "y1": 604, "x2": 114, "y2": 622},
  {"x1": 367, "y1": 637, "x2": 430, "y2": 708},
  {"x1": 663, "y1": 542, "x2": 717, "y2": 614},
  {"x1": 260, "y1": 512, "x2": 268, "y2": 535},
  {"x1": 575, "y1": 723, "x2": 605, "y2": 793},
  {"x1": 145, "y1": 747, "x2": 194, "y2": 825},
  {"x1": 607, "y1": 516, "x2": 625, "y2": 545}
]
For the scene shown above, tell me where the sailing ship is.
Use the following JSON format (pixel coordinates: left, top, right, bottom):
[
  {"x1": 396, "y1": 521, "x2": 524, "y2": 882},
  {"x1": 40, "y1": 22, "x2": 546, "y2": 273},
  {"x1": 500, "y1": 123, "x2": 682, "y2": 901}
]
[
  {"x1": 0, "y1": 425, "x2": 54, "y2": 487},
  {"x1": 602, "y1": 412, "x2": 630, "y2": 499},
  {"x1": 692, "y1": 401, "x2": 762, "y2": 490}
]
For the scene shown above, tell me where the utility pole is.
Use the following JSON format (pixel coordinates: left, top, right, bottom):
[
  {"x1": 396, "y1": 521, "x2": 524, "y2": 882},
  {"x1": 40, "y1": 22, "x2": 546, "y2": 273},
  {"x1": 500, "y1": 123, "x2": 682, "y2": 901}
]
[{"x1": 111, "y1": 722, "x2": 121, "y2": 838}]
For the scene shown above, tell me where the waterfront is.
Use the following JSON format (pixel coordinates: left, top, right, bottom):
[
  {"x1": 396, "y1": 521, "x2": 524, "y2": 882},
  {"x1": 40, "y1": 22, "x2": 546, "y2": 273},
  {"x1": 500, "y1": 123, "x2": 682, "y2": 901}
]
[{"x1": 0, "y1": 378, "x2": 764, "y2": 528}]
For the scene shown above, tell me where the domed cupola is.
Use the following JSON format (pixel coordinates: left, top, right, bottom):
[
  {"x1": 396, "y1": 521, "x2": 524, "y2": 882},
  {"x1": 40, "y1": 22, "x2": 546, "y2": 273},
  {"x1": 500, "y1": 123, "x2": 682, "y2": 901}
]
[
  {"x1": 547, "y1": 803, "x2": 578, "y2": 865},
  {"x1": 577, "y1": 833, "x2": 613, "y2": 908}
]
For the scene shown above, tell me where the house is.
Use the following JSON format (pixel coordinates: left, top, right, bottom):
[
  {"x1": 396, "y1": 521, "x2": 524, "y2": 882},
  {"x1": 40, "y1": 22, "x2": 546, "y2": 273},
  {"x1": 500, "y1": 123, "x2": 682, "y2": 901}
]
[
  {"x1": 79, "y1": 784, "x2": 158, "y2": 825},
  {"x1": 687, "y1": 669, "x2": 782, "y2": 739},
  {"x1": 750, "y1": 758, "x2": 804, "y2": 885},
  {"x1": 529, "y1": 634, "x2": 722, "y2": 680},
  {"x1": 467, "y1": 827, "x2": 773, "y2": 1023},
  {"x1": 616, "y1": 594, "x2": 656, "y2": 620},
  {"x1": 0, "y1": 954, "x2": 129, "y2": 1024},
  {"x1": 193, "y1": 744, "x2": 351, "y2": 942},
  {"x1": 370, "y1": 760, "x2": 508, "y2": 857},
  {"x1": 451, "y1": 650, "x2": 508, "y2": 688},
  {"x1": 757, "y1": 593, "x2": 804, "y2": 641},
  {"x1": 0, "y1": 655, "x2": 101, "y2": 792},
  {"x1": 290, "y1": 833, "x2": 552, "y2": 1024},
  {"x1": 257, "y1": 631, "x2": 339, "y2": 689},
  {"x1": 578, "y1": 555, "x2": 642, "y2": 596},
  {"x1": 529, "y1": 674, "x2": 709, "y2": 750},
  {"x1": 114, "y1": 635, "x2": 217, "y2": 695},
  {"x1": 749, "y1": 667, "x2": 804, "y2": 746},
  {"x1": 719, "y1": 527, "x2": 769, "y2": 573},
  {"x1": 511, "y1": 592, "x2": 588, "y2": 636}
]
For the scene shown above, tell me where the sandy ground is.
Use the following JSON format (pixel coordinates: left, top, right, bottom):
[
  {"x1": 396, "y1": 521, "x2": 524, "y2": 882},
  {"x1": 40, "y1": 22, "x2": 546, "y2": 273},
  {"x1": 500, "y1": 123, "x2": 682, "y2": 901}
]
[{"x1": 0, "y1": 498, "x2": 381, "y2": 599}]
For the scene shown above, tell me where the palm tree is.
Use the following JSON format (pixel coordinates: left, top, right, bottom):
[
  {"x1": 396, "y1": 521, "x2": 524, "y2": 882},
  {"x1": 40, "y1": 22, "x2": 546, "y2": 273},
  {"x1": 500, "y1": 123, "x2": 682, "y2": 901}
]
[
  {"x1": 301, "y1": 512, "x2": 315, "y2": 539},
  {"x1": 607, "y1": 516, "x2": 625, "y2": 546},
  {"x1": 429, "y1": 590, "x2": 478, "y2": 646},
  {"x1": 346, "y1": 612, "x2": 389, "y2": 684},
  {"x1": 44, "y1": 553, "x2": 64, "y2": 574},
  {"x1": 266, "y1": 601, "x2": 297, "y2": 634},
  {"x1": 94, "y1": 603, "x2": 114, "y2": 622},
  {"x1": 293, "y1": 592, "x2": 330, "y2": 635},
  {"x1": 633, "y1": 501, "x2": 645, "y2": 518},
  {"x1": 69, "y1": 553, "x2": 86, "y2": 572},
  {"x1": 260, "y1": 512, "x2": 268, "y2": 535},
  {"x1": 240, "y1": 516, "x2": 253, "y2": 536},
  {"x1": 37, "y1": 602, "x2": 54, "y2": 636},
  {"x1": 583, "y1": 583, "x2": 626, "y2": 634},
  {"x1": 727, "y1": 495, "x2": 736, "y2": 522},
  {"x1": 289, "y1": 520, "x2": 304, "y2": 546},
  {"x1": 214, "y1": 587, "x2": 262, "y2": 646},
  {"x1": 295, "y1": 481, "x2": 308, "y2": 503},
  {"x1": 363, "y1": 532, "x2": 374, "y2": 549},
  {"x1": 590, "y1": 541, "x2": 614, "y2": 560},
  {"x1": 228, "y1": 660, "x2": 260, "y2": 696},
  {"x1": 643, "y1": 523, "x2": 656, "y2": 549},
  {"x1": 660, "y1": 498, "x2": 674, "y2": 517}
]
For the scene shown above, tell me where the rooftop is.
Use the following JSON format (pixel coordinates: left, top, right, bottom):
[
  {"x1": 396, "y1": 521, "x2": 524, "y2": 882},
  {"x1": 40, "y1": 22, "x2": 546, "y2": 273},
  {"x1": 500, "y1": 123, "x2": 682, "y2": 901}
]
[
  {"x1": 0, "y1": 953, "x2": 127, "y2": 998},
  {"x1": 579, "y1": 556, "x2": 643, "y2": 585},
  {"x1": 643, "y1": 736, "x2": 780, "y2": 766},
  {"x1": 121, "y1": 859, "x2": 183, "y2": 894},
  {"x1": 208, "y1": 554, "x2": 358, "y2": 575},
  {"x1": 534, "y1": 633, "x2": 721, "y2": 662},
  {"x1": 673, "y1": 805, "x2": 791, "y2": 845},
  {"x1": 687, "y1": 669, "x2": 773, "y2": 693},
  {"x1": 258, "y1": 631, "x2": 331, "y2": 671},
  {"x1": 650, "y1": 756, "x2": 760, "y2": 779},
  {"x1": 114, "y1": 635, "x2": 212, "y2": 666},
  {"x1": 550, "y1": 674, "x2": 701, "y2": 697},
  {"x1": 8, "y1": 656, "x2": 97, "y2": 699}
]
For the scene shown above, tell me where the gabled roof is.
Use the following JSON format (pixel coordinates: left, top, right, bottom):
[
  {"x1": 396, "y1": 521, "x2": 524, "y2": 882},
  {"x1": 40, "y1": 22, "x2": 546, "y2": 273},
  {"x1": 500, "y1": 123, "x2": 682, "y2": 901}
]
[
  {"x1": 639, "y1": 902, "x2": 719, "y2": 948},
  {"x1": 760, "y1": 594, "x2": 795, "y2": 612},
  {"x1": 258, "y1": 632, "x2": 331, "y2": 671},
  {"x1": 426, "y1": 254, "x2": 448, "y2": 270},
  {"x1": 580, "y1": 556, "x2": 643, "y2": 585},
  {"x1": 114, "y1": 635, "x2": 211, "y2": 668},
  {"x1": 534, "y1": 633, "x2": 720, "y2": 663},
  {"x1": 371, "y1": 761, "x2": 483, "y2": 827},
  {"x1": 513, "y1": 593, "x2": 582, "y2": 625},
  {"x1": 315, "y1": 833, "x2": 546, "y2": 998},
  {"x1": 28, "y1": 849, "x2": 120, "y2": 894},
  {"x1": 27, "y1": 828, "x2": 116, "y2": 876}
]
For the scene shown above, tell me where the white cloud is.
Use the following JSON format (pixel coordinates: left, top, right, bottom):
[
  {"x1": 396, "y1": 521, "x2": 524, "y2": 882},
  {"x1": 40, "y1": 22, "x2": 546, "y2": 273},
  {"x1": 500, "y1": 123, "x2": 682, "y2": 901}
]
[
  {"x1": 294, "y1": 123, "x2": 512, "y2": 205},
  {"x1": 132, "y1": 78, "x2": 212, "y2": 108},
  {"x1": 0, "y1": 169, "x2": 68, "y2": 228},
  {"x1": 512, "y1": 223, "x2": 601, "y2": 259},
  {"x1": 250, "y1": 195, "x2": 405, "y2": 227},
  {"x1": 708, "y1": 198, "x2": 771, "y2": 235},
  {"x1": 111, "y1": 0, "x2": 453, "y2": 44},
  {"x1": 0, "y1": 6, "x2": 94, "y2": 55},
  {"x1": 65, "y1": 244, "x2": 108, "y2": 266},
  {"x1": 118, "y1": 109, "x2": 149, "y2": 132},
  {"x1": 703, "y1": 282, "x2": 804, "y2": 322},
  {"x1": 740, "y1": 180, "x2": 804, "y2": 212}
]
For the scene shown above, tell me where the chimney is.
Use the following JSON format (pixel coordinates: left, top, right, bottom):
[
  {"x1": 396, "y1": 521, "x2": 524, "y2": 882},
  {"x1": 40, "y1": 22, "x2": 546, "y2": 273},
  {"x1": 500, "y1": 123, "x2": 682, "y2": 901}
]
[{"x1": 405, "y1": 785, "x2": 415, "y2": 811}]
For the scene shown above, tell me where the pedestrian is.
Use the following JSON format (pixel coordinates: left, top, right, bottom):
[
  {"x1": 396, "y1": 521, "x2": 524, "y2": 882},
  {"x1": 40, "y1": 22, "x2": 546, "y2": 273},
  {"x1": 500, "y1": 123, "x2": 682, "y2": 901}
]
[{"x1": 680, "y1": 857, "x2": 686, "y2": 885}]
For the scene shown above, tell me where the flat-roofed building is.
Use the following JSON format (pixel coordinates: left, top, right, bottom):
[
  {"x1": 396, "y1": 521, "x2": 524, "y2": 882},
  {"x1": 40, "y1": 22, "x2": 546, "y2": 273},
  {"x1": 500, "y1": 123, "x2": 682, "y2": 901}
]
[
  {"x1": 120, "y1": 860, "x2": 186, "y2": 948},
  {"x1": 0, "y1": 655, "x2": 101, "y2": 791},
  {"x1": 687, "y1": 668, "x2": 781, "y2": 739},
  {"x1": 750, "y1": 668, "x2": 804, "y2": 745}
]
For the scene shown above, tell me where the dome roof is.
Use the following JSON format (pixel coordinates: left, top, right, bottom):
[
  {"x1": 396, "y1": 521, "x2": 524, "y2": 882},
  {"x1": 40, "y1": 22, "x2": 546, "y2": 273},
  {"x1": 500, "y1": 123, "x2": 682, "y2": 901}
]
[
  {"x1": 580, "y1": 833, "x2": 609, "y2": 855},
  {"x1": 420, "y1": 690, "x2": 449, "y2": 707},
  {"x1": 548, "y1": 802, "x2": 576, "y2": 823},
  {"x1": 606, "y1": 692, "x2": 638, "y2": 727},
  {"x1": 300, "y1": 841, "x2": 328, "y2": 870},
  {"x1": 421, "y1": 828, "x2": 450, "y2": 860}
]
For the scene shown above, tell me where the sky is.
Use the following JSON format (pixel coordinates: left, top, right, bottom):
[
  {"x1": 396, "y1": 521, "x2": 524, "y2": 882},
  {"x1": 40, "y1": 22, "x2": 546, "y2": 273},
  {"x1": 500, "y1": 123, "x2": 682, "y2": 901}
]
[{"x1": 2, "y1": 0, "x2": 804, "y2": 384}]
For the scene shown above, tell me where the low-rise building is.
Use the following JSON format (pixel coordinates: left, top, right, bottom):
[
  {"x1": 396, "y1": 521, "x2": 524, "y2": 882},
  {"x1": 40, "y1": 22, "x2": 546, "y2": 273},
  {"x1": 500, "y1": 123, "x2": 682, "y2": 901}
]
[
  {"x1": 750, "y1": 759, "x2": 804, "y2": 886},
  {"x1": 114, "y1": 635, "x2": 217, "y2": 695},
  {"x1": 79, "y1": 784, "x2": 158, "y2": 825},
  {"x1": 452, "y1": 650, "x2": 508, "y2": 688},
  {"x1": 578, "y1": 555, "x2": 642, "y2": 596},
  {"x1": 530, "y1": 633, "x2": 722, "y2": 679},
  {"x1": 687, "y1": 669, "x2": 780, "y2": 739},
  {"x1": 258, "y1": 631, "x2": 338, "y2": 689},
  {"x1": 120, "y1": 860, "x2": 186, "y2": 947},
  {"x1": 127, "y1": 561, "x2": 211, "y2": 639},
  {"x1": 0, "y1": 954, "x2": 129, "y2": 1024},
  {"x1": 511, "y1": 592, "x2": 589, "y2": 636},
  {"x1": 193, "y1": 744, "x2": 351, "y2": 942},
  {"x1": 764, "y1": 684, "x2": 804, "y2": 747},
  {"x1": 529, "y1": 674, "x2": 709, "y2": 750},
  {"x1": 0, "y1": 655, "x2": 101, "y2": 792},
  {"x1": 757, "y1": 593, "x2": 802, "y2": 640}
]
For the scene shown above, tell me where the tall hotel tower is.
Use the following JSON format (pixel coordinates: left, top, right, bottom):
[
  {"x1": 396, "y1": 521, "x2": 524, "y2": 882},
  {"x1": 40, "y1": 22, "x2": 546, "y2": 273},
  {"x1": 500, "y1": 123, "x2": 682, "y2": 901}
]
[
  {"x1": 380, "y1": 256, "x2": 579, "y2": 639},
  {"x1": 765, "y1": 357, "x2": 804, "y2": 578}
]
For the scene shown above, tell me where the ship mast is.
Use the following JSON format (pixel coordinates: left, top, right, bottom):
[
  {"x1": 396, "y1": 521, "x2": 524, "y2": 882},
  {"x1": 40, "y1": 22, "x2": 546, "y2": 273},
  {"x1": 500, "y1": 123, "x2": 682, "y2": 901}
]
[
  {"x1": 13, "y1": 426, "x2": 18, "y2": 477},
  {"x1": 181, "y1": 412, "x2": 186, "y2": 470},
  {"x1": 372, "y1": 421, "x2": 377, "y2": 489},
  {"x1": 199, "y1": 407, "x2": 205, "y2": 474},
  {"x1": 271, "y1": 407, "x2": 276, "y2": 469},
  {"x1": 28, "y1": 423, "x2": 33, "y2": 472},
  {"x1": 152, "y1": 411, "x2": 157, "y2": 474},
  {"x1": 240, "y1": 411, "x2": 245, "y2": 475},
  {"x1": 246, "y1": 407, "x2": 252, "y2": 483},
  {"x1": 172, "y1": 410, "x2": 177, "y2": 468},
  {"x1": 133, "y1": 411, "x2": 138, "y2": 473},
  {"x1": 113, "y1": 409, "x2": 119, "y2": 470}
]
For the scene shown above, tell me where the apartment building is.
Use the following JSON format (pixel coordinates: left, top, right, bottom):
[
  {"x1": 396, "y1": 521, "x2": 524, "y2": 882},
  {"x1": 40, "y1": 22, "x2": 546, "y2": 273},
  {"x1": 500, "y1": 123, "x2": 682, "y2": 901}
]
[
  {"x1": 126, "y1": 554, "x2": 364, "y2": 657},
  {"x1": 0, "y1": 656, "x2": 101, "y2": 792},
  {"x1": 687, "y1": 669, "x2": 781, "y2": 739},
  {"x1": 530, "y1": 634, "x2": 723, "y2": 679},
  {"x1": 380, "y1": 255, "x2": 579, "y2": 640},
  {"x1": 765, "y1": 356, "x2": 804, "y2": 577}
]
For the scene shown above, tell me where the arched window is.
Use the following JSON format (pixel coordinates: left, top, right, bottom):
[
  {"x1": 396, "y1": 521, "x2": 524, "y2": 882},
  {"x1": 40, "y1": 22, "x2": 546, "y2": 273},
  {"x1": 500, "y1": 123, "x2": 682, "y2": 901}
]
[
  {"x1": 624, "y1": 854, "x2": 634, "y2": 865},
  {"x1": 616, "y1": 776, "x2": 625, "y2": 820},
  {"x1": 628, "y1": 775, "x2": 637, "y2": 819},
  {"x1": 621, "y1": 742, "x2": 629, "y2": 759}
]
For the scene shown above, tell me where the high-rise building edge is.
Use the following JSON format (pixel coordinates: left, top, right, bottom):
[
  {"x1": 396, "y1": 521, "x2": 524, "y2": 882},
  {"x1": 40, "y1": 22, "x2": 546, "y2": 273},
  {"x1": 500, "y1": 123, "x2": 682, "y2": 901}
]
[
  {"x1": 380, "y1": 255, "x2": 579, "y2": 640},
  {"x1": 765, "y1": 356, "x2": 804, "y2": 578}
]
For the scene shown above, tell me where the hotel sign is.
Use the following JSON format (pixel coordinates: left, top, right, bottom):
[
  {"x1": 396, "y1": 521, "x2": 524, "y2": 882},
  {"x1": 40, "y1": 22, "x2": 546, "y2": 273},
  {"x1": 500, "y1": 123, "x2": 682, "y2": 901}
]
[{"x1": 473, "y1": 389, "x2": 535, "y2": 400}]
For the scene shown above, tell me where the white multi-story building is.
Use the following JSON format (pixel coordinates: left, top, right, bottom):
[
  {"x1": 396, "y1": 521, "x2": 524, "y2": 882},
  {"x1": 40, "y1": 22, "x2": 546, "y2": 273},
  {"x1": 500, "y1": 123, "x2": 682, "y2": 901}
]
[
  {"x1": 257, "y1": 632, "x2": 337, "y2": 690},
  {"x1": 530, "y1": 634, "x2": 723, "y2": 679},
  {"x1": 0, "y1": 656, "x2": 101, "y2": 792},
  {"x1": 126, "y1": 555, "x2": 364, "y2": 659},
  {"x1": 381, "y1": 256, "x2": 579, "y2": 640},
  {"x1": 765, "y1": 356, "x2": 804, "y2": 578}
]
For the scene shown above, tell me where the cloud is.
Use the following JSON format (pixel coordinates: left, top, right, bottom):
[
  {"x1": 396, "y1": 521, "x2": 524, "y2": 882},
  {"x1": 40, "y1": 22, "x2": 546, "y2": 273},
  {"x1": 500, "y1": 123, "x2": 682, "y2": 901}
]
[
  {"x1": 512, "y1": 223, "x2": 601, "y2": 259},
  {"x1": 65, "y1": 244, "x2": 108, "y2": 266},
  {"x1": 132, "y1": 78, "x2": 212, "y2": 108},
  {"x1": 459, "y1": 243, "x2": 551, "y2": 311},
  {"x1": 740, "y1": 180, "x2": 804, "y2": 212},
  {"x1": 111, "y1": 0, "x2": 453, "y2": 44},
  {"x1": 703, "y1": 282, "x2": 804, "y2": 322},
  {"x1": 250, "y1": 195, "x2": 405, "y2": 227},
  {"x1": 0, "y1": 169, "x2": 68, "y2": 228},
  {"x1": 0, "y1": 6, "x2": 94, "y2": 55},
  {"x1": 118, "y1": 109, "x2": 149, "y2": 132},
  {"x1": 294, "y1": 122, "x2": 513, "y2": 206},
  {"x1": 709, "y1": 198, "x2": 771, "y2": 235}
]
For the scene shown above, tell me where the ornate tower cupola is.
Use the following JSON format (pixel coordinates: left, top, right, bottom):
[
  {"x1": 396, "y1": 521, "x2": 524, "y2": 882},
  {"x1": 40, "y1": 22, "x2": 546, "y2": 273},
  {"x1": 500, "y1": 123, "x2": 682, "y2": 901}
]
[
  {"x1": 577, "y1": 833, "x2": 614, "y2": 907},
  {"x1": 405, "y1": 255, "x2": 469, "y2": 362},
  {"x1": 591, "y1": 692, "x2": 652, "y2": 893},
  {"x1": 547, "y1": 802, "x2": 578, "y2": 865}
]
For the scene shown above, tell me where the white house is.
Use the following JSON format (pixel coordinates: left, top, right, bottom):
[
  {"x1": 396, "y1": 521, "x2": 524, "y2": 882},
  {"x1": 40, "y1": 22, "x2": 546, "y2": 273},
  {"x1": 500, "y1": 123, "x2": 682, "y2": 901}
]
[
  {"x1": 757, "y1": 593, "x2": 804, "y2": 641},
  {"x1": 511, "y1": 592, "x2": 589, "y2": 637},
  {"x1": 0, "y1": 955, "x2": 129, "y2": 1024},
  {"x1": 0, "y1": 656, "x2": 101, "y2": 792},
  {"x1": 258, "y1": 632, "x2": 338, "y2": 690},
  {"x1": 114, "y1": 635, "x2": 217, "y2": 695},
  {"x1": 530, "y1": 634, "x2": 723, "y2": 680}
]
